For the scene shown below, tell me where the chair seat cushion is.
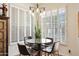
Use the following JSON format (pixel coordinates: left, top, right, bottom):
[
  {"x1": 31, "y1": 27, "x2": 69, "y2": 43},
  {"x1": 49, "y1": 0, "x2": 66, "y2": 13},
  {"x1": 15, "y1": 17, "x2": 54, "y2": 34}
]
[{"x1": 42, "y1": 45, "x2": 52, "y2": 52}]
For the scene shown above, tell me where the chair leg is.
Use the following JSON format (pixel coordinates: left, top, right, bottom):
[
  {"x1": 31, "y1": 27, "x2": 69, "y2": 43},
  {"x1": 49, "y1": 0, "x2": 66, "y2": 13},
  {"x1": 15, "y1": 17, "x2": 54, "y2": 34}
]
[
  {"x1": 53, "y1": 51, "x2": 59, "y2": 56},
  {"x1": 48, "y1": 53, "x2": 50, "y2": 56},
  {"x1": 19, "y1": 54, "x2": 21, "y2": 56},
  {"x1": 43, "y1": 52, "x2": 51, "y2": 56},
  {"x1": 42, "y1": 52, "x2": 45, "y2": 56},
  {"x1": 45, "y1": 52, "x2": 47, "y2": 56},
  {"x1": 45, "y1": 52, "x2": 48, "y2": 56},
  {"x1": 51, "y1": 53, "x2": 52, "y2": 56}
]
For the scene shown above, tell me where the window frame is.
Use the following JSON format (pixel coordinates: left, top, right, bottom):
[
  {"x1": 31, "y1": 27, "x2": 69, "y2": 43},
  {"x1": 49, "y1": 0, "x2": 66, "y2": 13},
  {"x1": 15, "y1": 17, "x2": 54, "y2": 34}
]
[
  {"x1": 40, "y1": 8, "x2": 67, "y2": 44},
  {"x1": 9, "y1": 4, "x2": 28, "y2": 45}
]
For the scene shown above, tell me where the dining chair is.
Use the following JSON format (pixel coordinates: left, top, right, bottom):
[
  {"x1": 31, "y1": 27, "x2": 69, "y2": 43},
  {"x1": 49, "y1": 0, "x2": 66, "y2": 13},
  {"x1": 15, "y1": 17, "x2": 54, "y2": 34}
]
[
  {"x1": 17, "y1": 43, "x2": 38, "y2": 56},
  {"x1": 42, "y1": 41, "x2": 60, "y2": 56},
  {"x1": 24, "y1": 37, "x2": 27, "y2": 45},
  {"x1": 46, "y1": 37, "x2": 53, "y2": 45},
  {"x1": 24, "y1": 36, "x2": 32, "y2": 44},
  {"x1": 28, "y1": 36, "x2": 32, "y2": 39},
  {"x1": 24, "y1": 37, "x2": 33, "y2": 48},
  {"x1": 42, "y1": 42, "x2": 55, "y2": 56},
  {"x1": 42, "y1": 37, "x2": 53, "y2": 49}
]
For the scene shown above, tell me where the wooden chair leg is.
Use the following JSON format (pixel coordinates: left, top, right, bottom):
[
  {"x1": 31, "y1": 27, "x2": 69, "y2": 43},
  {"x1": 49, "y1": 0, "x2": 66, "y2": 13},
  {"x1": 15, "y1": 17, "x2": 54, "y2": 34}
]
[
  {"x1": 53, "y1": 50, "x2": 59, "y2": 56},
  {"x1": 42, "y1": 52, "x2": 46, "y2": 56},
  {"x1": 45, "y1": 52, "x2": 47, "y2": 56},
  {"x1": 19, "y1": 54, "x2": 21, "y2": 56},
  {"x1": 45, "y1": 52, "x2": 48, "y2": 56},
  {"x1": 51, "y1": 53, "x2": 52, "y2": 56},
  {"x1": 48, "y1": 53, "x2": 50, "y2": 56}
]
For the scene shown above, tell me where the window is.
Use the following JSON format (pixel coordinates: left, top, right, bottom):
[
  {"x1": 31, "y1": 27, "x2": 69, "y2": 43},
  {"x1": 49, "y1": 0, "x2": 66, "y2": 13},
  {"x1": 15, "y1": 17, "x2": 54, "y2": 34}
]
[
  {"x1": 10, "y1": 4, "x2": 28, "y2": 43},
  {"x1": 19, "y1": 10, "x2": 25, "y2": 41},
  {"x1": 40, "y1": 8, "x2": 66, "y2": 43},
  {"x1": 26, "y1": 12, "x2": 34, "y2": 38},
  {"x1": 9, "y1": 4, "x2": 66, "y2": 43},
  {"x1": 58, "y1": 8, "x2": 65, "y2": 42},
  {"x1": 10, "y1": 4, "x2": 34, "y2": 43},
  {"x1": 40, "y1": 11, "x2": 53, "y2": 38}
]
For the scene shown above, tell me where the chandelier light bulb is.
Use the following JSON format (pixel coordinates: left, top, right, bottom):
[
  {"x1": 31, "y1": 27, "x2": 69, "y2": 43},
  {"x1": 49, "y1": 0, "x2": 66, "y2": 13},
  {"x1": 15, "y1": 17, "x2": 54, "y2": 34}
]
[{"x1": 36, "y1": 8, "x2": 39, "y2": 12}]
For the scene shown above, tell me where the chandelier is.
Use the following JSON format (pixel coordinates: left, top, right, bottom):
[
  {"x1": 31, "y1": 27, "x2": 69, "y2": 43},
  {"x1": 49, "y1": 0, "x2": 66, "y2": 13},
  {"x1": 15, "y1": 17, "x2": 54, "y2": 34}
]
[{"x1": 29, "y1": 4, "x2": 45, "y2": 13}]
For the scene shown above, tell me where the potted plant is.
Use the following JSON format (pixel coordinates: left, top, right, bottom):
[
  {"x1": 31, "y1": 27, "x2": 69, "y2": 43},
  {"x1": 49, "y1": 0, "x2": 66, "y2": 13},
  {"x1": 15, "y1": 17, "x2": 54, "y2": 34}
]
[{"x1": 35, "y1": 20, "x2": 41, "y2": 43}]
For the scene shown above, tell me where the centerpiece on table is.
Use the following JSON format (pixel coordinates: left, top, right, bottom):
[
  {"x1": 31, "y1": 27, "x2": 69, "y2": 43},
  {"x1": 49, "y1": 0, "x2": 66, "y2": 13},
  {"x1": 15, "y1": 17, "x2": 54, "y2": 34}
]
[{"x1": 35, "y1": 19, "x2": 41, "y2": 43}]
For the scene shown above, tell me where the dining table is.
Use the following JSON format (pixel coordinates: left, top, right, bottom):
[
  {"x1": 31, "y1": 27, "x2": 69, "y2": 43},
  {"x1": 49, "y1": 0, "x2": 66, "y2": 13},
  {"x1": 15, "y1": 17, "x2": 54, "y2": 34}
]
[{"x1": 25, "y1": 38, "x2": 53, "y2": 56}]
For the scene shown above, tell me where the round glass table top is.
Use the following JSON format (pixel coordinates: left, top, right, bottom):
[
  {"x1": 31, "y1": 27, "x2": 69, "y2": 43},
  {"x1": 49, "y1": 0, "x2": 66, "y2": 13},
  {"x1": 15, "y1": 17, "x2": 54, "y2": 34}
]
[{"x1": 25, "y1": 38, "x2": 52, "y2": 44}]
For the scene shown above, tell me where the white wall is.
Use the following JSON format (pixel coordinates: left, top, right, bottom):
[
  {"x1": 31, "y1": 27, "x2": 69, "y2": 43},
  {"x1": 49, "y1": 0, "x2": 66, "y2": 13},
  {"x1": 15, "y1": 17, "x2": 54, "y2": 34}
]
[{"x1": 67, "y1": 4, "x2": 79, "y2": 56}]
